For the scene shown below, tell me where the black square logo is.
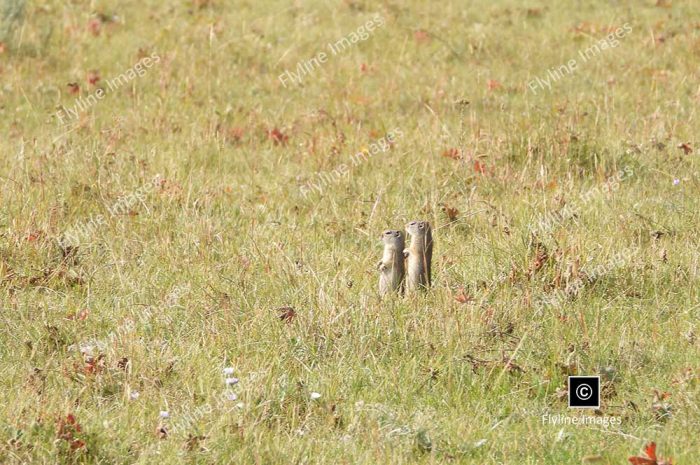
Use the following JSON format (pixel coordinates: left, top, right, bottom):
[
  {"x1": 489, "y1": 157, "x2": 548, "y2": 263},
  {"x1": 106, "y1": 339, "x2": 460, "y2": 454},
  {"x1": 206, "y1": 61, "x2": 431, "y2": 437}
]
[{"x1": 568, "y1": 376, "x2": 600, "y2": 408}]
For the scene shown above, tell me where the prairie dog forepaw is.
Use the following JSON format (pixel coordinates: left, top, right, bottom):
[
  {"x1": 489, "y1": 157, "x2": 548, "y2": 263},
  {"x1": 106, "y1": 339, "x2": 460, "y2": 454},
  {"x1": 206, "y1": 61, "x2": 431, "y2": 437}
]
[{"x1": 403, "y1": 249, "x2": 409, "y2": 259}]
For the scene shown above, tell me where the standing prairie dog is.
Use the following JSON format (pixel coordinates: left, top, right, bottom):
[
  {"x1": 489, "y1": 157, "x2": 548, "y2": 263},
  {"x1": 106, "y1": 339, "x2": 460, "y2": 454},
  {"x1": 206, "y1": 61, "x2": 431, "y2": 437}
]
[
  {"x1": 378, "y1": 229, "x2": 406, "y2": 296},
  {"x1": 404, "y1": 220, "x2": 433, "y2": 292}
]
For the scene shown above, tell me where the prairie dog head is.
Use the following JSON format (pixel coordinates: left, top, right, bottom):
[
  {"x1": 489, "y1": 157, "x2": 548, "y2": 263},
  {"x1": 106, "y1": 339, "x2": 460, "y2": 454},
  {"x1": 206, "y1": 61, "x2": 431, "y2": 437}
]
[
  {"x1": 405, "y1": 220, "x2": 431, "y2": 239},
  {"x1": 381, "y1": 229, "x2": 405, "y2": 250}
]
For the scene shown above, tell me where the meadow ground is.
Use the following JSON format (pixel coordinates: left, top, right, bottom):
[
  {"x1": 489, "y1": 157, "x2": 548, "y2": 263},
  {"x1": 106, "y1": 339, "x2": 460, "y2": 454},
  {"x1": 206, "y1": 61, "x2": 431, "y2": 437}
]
[{"x1": 1, "y1": 0, "x2": 699, "y2": 463}]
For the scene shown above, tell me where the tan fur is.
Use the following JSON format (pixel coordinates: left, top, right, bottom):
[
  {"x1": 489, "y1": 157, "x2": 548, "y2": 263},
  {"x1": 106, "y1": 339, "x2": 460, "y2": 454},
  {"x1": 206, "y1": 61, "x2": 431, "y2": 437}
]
[
  {"x1": 404, "y1": 220, "x2": 433, "y2": 293},
  {"x1": 378, "y1": 229, "x2": 406, "y2": 296}
]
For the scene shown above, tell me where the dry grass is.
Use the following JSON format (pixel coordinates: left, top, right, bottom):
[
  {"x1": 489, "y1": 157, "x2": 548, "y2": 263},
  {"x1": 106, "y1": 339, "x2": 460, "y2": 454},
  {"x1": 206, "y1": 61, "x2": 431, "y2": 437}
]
[{"x1": 1, "y1": 0, "x2": 699, "y2": 463}]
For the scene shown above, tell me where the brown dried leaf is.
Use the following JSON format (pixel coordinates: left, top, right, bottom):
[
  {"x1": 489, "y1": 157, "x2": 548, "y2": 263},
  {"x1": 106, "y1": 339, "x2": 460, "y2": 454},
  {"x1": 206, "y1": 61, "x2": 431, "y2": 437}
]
[
  {"x1": 441, "y1": 204, "x2": 459, "y2": 221},
  {"x1": 677, "y1": 142, "x2": 692, "y2": 155},
  {"x1": 454, "y1": 287, "x2": 473, "y2": 304},
  {"x1": 277, "y1": 306, "x2": 296, "y2": 323}
]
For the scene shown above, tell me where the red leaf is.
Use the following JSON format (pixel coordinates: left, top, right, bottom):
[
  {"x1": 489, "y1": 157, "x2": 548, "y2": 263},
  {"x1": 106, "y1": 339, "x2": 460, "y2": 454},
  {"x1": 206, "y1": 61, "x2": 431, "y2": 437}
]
[
  {"x1": 83, "y1": 354, "x2": 104, "y2": 375},
  {"x1": 442, "y1": 148, "x2": 461, "y2": 160},
  {"x1": 226, "y1": 126, "x2": 244, "y2": 143},
  {"x1": 67, "y1": 82, "x2": 80, "y2": 96},
  {"x1": 677, "y1": 142, "x2": 692, "y2": 155},
  {"x1": 487, "y1": 79, "x2": 502, "y2": 91},
  {"x1": 628, "y1": 458, "x2": 656, "y2": 465},
  {"x1": 88, "y1": 18, "x2": 102, "y2": 36},
  {"x1": 70, "y1": 439, "x2": 86, "y2": 450},
  {"x1": 277, "y1": 306, "x2": 296, "y2": 323},
  {"x1": 57, "y1": 413, "x2": 84, "y2": 445},
  {"x1": 441, "y1": 204, "x2": 459, "y2": 221},
  {"x1": 473, "y1": 160, "x2": 487, "y2": 174},
  {"x1": 454, "y1": 288, "x2": 473, "y2": 304},
  {"x1": 268, "y1": 128, "x2": 288, "y2": 145},
  {"x1": 645, "y1": 443, "x2": 657, "y2": 460},
  {"x1": 414, "y1": 30, "x2": 430, "y2": 42},
  {"x1": 84, "y1": 361, "x2": 97, "y2": 375},
  {"x1": 87, "y1": 70, "x2": 101, "y2": 86},
  {"x1": 628, "y1": 442, "x2": 673, "y2": 465}
]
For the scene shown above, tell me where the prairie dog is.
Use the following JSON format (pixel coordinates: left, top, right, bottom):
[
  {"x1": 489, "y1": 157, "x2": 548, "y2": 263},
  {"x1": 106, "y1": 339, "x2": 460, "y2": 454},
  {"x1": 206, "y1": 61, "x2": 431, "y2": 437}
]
[
  {"x1": 404, "y1": 220, "x2": 433, "y2": 292},
  {"x1": 378, "y1": 229, "x2": 406, "y2": 296}
]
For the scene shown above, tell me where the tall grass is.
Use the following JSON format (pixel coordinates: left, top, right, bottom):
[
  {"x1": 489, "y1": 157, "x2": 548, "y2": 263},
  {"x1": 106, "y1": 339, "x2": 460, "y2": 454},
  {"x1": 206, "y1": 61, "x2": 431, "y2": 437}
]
[
  {"x1": 0, "y1": 0, "x2": 25, "y2": 44},
  {"x1": 1, "y1": 0, "x2": 699, "y2": 463}
]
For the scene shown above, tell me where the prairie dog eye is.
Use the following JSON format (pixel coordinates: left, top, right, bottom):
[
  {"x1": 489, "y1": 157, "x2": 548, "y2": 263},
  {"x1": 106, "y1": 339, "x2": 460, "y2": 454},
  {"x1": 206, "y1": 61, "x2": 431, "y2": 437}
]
[
  {"x1": 384, "y1": 231, "x2": 391, "y2": 235},
  {"x1": 409, "y1": 221, "x2": 417, "y2": 226}
]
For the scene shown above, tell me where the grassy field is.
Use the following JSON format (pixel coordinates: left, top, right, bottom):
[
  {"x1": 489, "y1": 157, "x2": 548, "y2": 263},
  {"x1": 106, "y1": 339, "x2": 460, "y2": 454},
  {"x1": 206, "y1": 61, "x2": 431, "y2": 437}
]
[{"x1": 1, "y1": 0, "x2": 699, "y2": 463}]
